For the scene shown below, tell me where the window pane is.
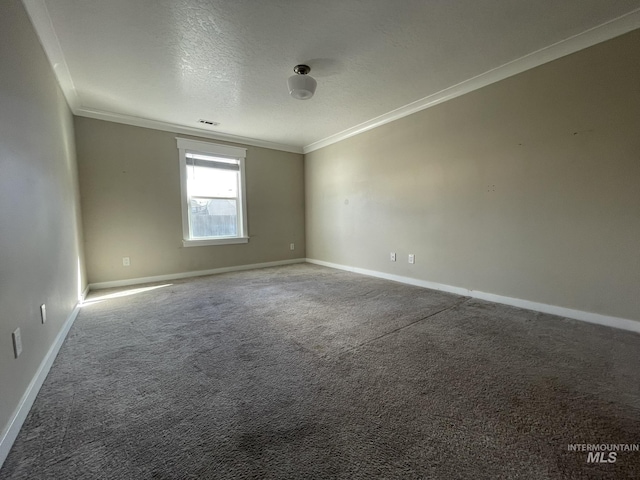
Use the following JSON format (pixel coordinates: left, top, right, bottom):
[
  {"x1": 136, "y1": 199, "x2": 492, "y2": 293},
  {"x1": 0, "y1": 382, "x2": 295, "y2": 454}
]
[
  {"x1": 187, "y1": 165, "x2": 238, "y2": 198},
  {"x1": 189, "y1": 198, "x2": 238, "y2": 238}
]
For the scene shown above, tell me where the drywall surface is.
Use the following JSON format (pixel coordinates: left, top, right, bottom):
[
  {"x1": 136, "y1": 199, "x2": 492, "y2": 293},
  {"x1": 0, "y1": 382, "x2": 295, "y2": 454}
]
[
  {"x1": 0, "y1": 0, "x2": 85, "y2": 441},
  {"x1": 76, "y1": 118, "x2": 305, "y2": 283},
  {"x1": 306, "y1": 29, "x2": 640, "y2": 322}
]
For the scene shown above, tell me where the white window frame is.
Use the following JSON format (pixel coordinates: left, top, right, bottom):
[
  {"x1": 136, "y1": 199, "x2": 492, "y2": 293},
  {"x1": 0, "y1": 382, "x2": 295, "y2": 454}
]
[{"x1": 177, "y1": 138, "x2": 249, "y2": 247}]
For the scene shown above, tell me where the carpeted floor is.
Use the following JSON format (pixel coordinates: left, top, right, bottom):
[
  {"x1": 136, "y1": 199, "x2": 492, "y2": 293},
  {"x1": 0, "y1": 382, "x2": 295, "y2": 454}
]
[{"x1": 1, "y1": 264, "x2": 639, "y2": 479}]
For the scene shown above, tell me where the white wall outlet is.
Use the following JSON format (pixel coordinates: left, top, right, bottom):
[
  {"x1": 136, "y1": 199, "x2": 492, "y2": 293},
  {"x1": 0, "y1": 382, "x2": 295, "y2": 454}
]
[
  {"x1": 40, "y1": 304, "x2": 46, "y2": 324},
  {"x1": 290, "y1": 243, "x2": 295, "y2": 251},
  {"x1": 390, "y1": 252, "x2": 396, "y2": 262},
  {"x1": 12, "y1": 328, "x2": 22, "y2": 358},
  {"x1": 408, "y1": 254, "x2": 415, "y2": 264},
  {"x1": 122, "y1": 257, "x2": 131, "y2": 266}
]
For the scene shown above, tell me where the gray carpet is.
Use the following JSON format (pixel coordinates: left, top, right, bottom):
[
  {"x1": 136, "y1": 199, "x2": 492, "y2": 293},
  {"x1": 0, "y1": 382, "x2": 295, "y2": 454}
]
[{"x1": 1, "y1": 264, "x2": 639, "y2": 479}]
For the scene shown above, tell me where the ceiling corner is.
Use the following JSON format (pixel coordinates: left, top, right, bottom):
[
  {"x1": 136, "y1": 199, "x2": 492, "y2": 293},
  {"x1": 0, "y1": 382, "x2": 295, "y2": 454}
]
[
  {"x1": 303, "y1": 7, "x2": 640, "y2": 154},
  {"x1": 74, "y1": 107, "x2": 304, "y2": 154},
  {"x1": 22, "y1": 0, "x2": 82, "y2": 111}
]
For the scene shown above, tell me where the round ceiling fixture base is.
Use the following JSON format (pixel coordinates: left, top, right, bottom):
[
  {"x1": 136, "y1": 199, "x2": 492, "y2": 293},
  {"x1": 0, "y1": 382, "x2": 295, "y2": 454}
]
[{"x1": 293, "y1": 64, "x2": 311, "y2": 75}]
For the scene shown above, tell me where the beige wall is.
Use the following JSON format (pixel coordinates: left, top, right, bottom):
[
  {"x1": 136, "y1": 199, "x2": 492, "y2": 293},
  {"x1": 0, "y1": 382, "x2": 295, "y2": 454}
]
[
  {"x1": 0, "y1": 0, "x2": 85, "y2": 440},
  {"x1": 306, "y1": 29, "x2": 640, "y2": 322},
  {"x1": 75, "y1": 118, "x2": 305, "y2": 284}
]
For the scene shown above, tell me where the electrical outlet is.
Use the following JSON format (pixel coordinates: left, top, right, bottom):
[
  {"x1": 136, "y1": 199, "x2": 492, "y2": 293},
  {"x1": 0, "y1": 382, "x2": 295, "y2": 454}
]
[
  {"x1": 390, "y1": 252, "x2": 396, "y2": 262},
  {"x1": 408, "y1": 254, "x2": 415, "y2": 264},
  {"x1": 40, "y1": 304, "x2": 46, "y2": 324},
  {"x1": 122, "y1": 257, "x2": 131, "y2": 267},
  {"x1": 290, "y1": 243, "x2": 295, "y2": 251},
  {"x1": 12, "y1": 328, "x2": 22, "y2": 358}
]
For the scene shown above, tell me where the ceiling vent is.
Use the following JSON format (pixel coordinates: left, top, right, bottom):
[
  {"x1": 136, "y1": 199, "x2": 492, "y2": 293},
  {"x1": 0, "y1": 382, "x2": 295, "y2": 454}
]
[{"x1": 198, "y1": 119, "x2": 220, "y2": 127}]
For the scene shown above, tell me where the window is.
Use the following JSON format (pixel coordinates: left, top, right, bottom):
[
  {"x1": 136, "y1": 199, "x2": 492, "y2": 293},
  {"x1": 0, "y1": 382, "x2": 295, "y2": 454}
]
[{"x1": 177, "y1": 138, "x2": 248, "y2": 246}]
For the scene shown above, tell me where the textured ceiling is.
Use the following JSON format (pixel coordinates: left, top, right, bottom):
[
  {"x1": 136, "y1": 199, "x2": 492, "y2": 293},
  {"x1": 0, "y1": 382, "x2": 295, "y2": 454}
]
[{"x1": 25, "y1": 0, "x2": 640, "y2": 152}]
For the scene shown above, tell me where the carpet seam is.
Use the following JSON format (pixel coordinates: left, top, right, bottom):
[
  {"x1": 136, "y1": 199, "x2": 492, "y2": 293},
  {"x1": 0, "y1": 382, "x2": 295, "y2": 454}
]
[{"x1": 335, "y1": 297, "x2": 471, "y2": 357}]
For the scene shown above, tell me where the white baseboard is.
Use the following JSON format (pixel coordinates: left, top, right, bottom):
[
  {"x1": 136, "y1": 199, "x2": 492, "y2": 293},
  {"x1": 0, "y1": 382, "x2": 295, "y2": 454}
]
[
  {"x1": 1, "y1": 259, "x2": 305, "y2": 468},
  {"x1": 88, "y1": 258, "x2": 306, "y2": 291},
  {"x1": 81, "y1": 284, "x2": 90, "y2": 302},
  {"x1": 2, "y1": 256, "x2": 635, "y2": 470},
  {"x1": 0, "y1": 302, "x2": 81, "y2": 469},
  {"x1": 305, "y1": 258, "x2": 640, "y2": 334}
]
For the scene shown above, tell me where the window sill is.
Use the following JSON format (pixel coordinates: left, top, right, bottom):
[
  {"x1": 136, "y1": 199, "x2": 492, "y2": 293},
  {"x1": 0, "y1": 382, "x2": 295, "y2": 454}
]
[{"x1": 182, "y1": 237, "x2": 249, "y2": 247}]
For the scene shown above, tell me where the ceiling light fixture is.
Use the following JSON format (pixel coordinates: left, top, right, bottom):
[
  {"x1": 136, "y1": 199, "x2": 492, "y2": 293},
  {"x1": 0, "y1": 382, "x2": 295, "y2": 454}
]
[{"x1": 287, "y1": 65, "x2": 317, "y2": 100}]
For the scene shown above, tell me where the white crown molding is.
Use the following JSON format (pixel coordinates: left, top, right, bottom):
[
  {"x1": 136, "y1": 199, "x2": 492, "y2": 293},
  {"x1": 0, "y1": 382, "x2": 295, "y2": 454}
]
[
  {"x1": 306, "y1": 258, "x2": 640, "y2": 334},
  {"x1": 75, "y1": 107, "x2": 303, "y2": 154},
  {"x1": 21, "y1": 0, "x2": 301, "y2": 154},
  {"x1": 21, "y1": 0, "x2": 81, "y2": 111},
  {"x1": 303, "y1": 8, "x2": 640, "y2": 154},
  {"x1": 23, "y1": 0, "x2": 639, "y2": 156}
]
